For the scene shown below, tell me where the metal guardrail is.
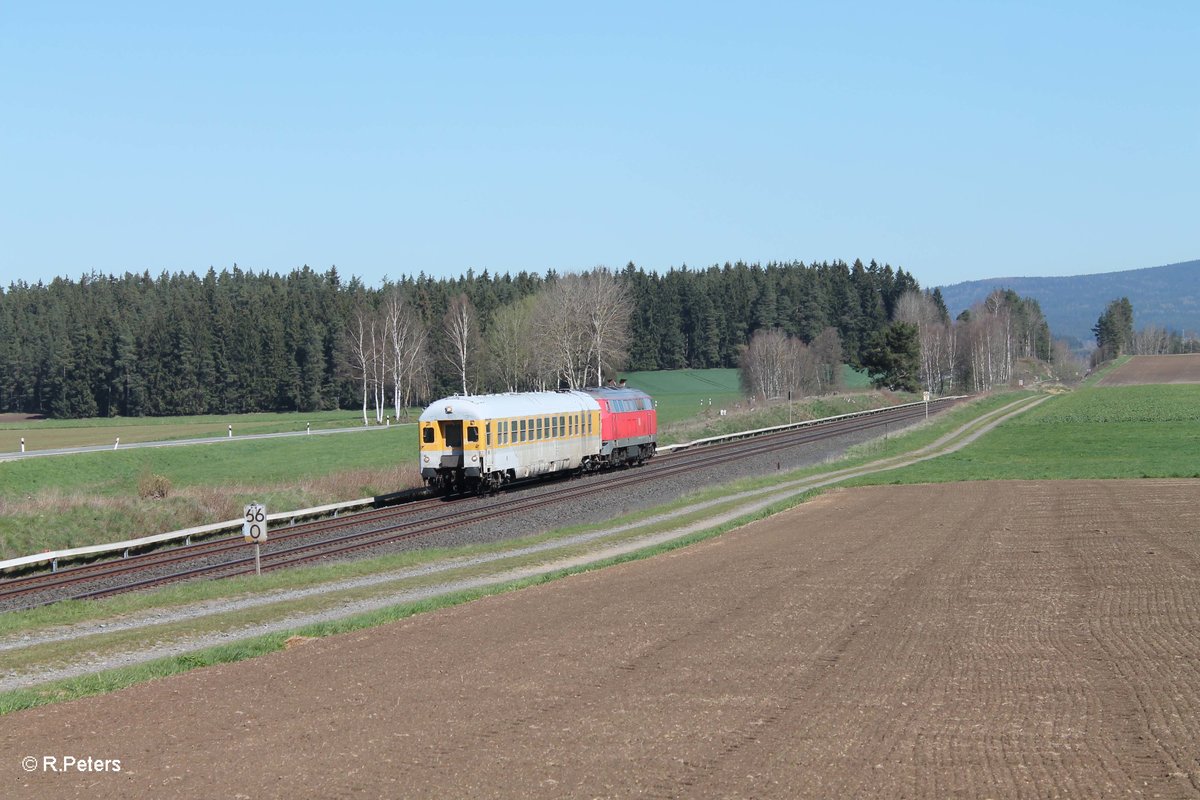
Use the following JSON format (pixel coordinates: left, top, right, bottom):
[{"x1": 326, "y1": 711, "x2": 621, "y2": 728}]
[
  {"x1": 0, "y1": 396, "x2": 964, "y2": 575},
  {"x1": 0, "y1": 498, "x2": 377, "y2": 575},
  {"x1": 659, "y1": 396, "x2": 964, "y2": 453}
]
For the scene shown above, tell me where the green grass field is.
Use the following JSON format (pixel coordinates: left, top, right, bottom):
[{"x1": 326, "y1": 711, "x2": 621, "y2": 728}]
[
  {"x1": 625, "y1": 366, "x2": 870, "y2": 425},
  {"x1": 0, "y1": 409, "x2": 400, "y2": 454},
  {"x1": 0, "y1": 429, "x2": 419, "y2": 558},
  {"x1": 851, "y1": 384, "x2": 1200, "y2": 485}
]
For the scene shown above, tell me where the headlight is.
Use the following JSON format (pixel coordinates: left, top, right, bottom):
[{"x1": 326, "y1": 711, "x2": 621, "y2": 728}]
[{"x1": 423, "y1": 456, "x2": 429, "y2": 462}]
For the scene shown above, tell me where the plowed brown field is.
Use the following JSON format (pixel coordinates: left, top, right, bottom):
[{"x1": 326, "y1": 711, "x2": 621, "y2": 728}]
[
  {"x1": 1098, "y1": 353, "x2": 1200, "y2": 385},
  {"x1": 6, "y1": 480, "x2": 1200, "y2": 799}
]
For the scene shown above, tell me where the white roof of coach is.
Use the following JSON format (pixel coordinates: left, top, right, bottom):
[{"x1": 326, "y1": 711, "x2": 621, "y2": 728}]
[{"x1": 419, "y1": 391, "x2": 600, "y2": 422}]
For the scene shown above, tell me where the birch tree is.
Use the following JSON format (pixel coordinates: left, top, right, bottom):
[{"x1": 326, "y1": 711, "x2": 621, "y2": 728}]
[
  {"x1": 534, "y1": 279, "x2": 591, "y2": 389},
  {"x1": 580, "y1": 267, "x2": 632, "y2": 387},
  {"x1": 486, "y1": 295, "x2": 539, "y2": 392},
  {"x1": 347, "y1": 302, "x2": 378, "y2": 425},
  {"x1": 442, "y1": 293, "x2": 478, "y2": 396},
  {"x1": 384, "y1": 290, "x2": 429, "y2": 418}
]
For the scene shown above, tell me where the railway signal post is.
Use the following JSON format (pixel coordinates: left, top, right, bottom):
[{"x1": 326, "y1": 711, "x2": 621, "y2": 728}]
[{"x1": 243, "y1": 503, "x2": 268, "y2": 575}]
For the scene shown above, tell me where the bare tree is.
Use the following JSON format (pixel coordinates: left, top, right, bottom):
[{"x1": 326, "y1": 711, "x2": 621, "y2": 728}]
[
  {"x1": 347, "y1": 301, "x2": 380, "y2": 425},
  {"x1": 740, "y1": 329, "x2": 798, "y2": 399},
  {"x1": 384, "y1": 290, "x2": 429, "y2": 418},
  {"x1": 809, "y1": 327, "x2": 844, "y2": 394},
  {"x1": 442, "y1": 293, "x2": 478, "y2": 396},
  {"x1": 533, "y1": 279, "x2": 590, "y2": 389},
  {"x1": 580, "y1": 267, "x2": 632, "y2": 386},
  {"x1": 1133, "y1": 324, "x2": 1171, "y2": 355},
  {"x1": 895, "y1": 291, "x2": 951, "y2": 393},
  {"x1": 528, "y1": 268, "x2": 634, "y2": 390},
  {"x1": 1051, "y1": 339, "x2": 1085, "y2": 382},
  {"x1": 486, "y1": 295, "x2": 539, "y2": 392}
]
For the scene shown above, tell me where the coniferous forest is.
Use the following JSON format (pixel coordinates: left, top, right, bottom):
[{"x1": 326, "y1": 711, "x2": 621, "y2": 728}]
[{"x1": 0, "y1": 260, "x2": 922, "y2": 419}]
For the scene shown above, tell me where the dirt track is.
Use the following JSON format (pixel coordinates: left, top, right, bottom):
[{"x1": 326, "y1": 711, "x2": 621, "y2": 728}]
[
  {"x1": 1098, "y1": 353, "x2": 1200, "y2": 385},
  {"x1": 5, "y1": 479, "x2": 1200, "y2": 798}
]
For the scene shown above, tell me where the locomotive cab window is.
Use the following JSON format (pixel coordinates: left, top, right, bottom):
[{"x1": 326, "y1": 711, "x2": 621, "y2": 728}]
[
  {"x1": 422, "y1": 426, "x2": 434, "y2": 444},
  {"x1": 467, "y1": 425, "x2": 479, "y2": 443}
]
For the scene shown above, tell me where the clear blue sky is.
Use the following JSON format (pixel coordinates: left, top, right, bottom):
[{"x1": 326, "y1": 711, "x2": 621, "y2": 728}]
[{"x1": 2, "y1": 1, "x2": 1196, "y2": 290}]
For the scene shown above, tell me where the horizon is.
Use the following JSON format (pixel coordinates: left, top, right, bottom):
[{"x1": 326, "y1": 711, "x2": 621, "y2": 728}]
[
  {"x1": 3, "y1": 256, "x2": 1196, "y2": 293},
  {"x1": 3, "y1": 3, "x2": 1196, "y2": 291}
]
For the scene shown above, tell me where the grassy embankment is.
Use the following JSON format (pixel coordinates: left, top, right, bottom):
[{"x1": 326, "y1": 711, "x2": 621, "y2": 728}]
[{"x1": 0, "y1": 429, "x2": 418, "y2": 559}]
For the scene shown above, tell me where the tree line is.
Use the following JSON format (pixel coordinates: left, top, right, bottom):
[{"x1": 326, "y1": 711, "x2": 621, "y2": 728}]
[
  {"x1": 891, "y1": 287, "x2": 1060, "y2": 394},
  {"x1": 1092, "y1": 297, "x2": 1200, "y2": 364},
  {"x1": 0, "y1": 258, "x2": 1002, "y2": 420},
  {"x1": 747, "y1": 285, "x2": 1068, "y2": 398}
]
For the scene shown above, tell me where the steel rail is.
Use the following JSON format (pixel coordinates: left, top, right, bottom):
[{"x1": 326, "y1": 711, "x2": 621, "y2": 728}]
[{"x1": 4, "y1": 397, "x2": 960, "y2": 607}]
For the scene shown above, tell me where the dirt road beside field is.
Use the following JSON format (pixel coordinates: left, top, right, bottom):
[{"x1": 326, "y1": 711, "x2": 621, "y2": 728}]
[{"x1": 5, "y1": 479, "x2": 1200, "y2": 799}]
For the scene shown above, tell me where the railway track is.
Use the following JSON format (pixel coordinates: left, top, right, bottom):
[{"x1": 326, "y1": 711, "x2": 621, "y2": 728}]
[{"x1": 0, "y1": 398, "x2": 960, "y2": 609}]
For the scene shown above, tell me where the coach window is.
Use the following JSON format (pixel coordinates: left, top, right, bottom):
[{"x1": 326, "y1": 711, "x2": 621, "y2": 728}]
[{"x1": 485, "y1": 423, "x2": 491, "y2": 447}]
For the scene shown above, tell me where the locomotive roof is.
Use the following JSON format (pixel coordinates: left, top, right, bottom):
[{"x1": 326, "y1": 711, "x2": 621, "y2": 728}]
[
  {"x1": 419, "y1": 390, "x2": 600, "y2": 422},
  {"x1": 581, "y1": 386, "x2": 652, "y2": 401}
]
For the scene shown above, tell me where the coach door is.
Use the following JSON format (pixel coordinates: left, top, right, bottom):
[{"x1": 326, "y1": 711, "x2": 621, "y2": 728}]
[{"x1": 439, "y1": 420, "x2": 464, "y2": 467}]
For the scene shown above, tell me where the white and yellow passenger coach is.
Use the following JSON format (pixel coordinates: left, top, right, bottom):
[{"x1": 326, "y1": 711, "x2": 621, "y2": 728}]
[{"x1": 418, "y1": 387, "x2": 657, "y2": 494}]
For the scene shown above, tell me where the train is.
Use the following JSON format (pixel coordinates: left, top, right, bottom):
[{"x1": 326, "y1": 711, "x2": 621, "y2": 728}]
[{"x1": 418, "y1": 384, "x2": 657, "y2": 493}]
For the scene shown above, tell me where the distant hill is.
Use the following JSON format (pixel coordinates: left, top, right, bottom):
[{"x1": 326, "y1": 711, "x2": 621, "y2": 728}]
[{"x1": 937, "y1": 260, "x2": 1200, "y2": 347}]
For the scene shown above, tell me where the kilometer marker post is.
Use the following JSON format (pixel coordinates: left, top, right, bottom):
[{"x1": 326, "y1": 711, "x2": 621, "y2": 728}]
[{"x1": 243, "y1": 503, "x2": 268, "y2": 576}]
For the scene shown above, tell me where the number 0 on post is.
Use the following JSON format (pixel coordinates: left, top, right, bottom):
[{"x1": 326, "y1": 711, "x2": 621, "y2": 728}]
[{"x1": 243, "y1": 503, "x2": 268, "y2": 544}]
